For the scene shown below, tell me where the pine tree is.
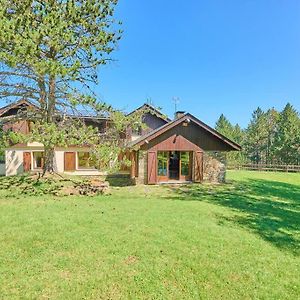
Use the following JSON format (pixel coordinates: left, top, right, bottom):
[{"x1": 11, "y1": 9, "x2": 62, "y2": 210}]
[
  {"x1": 215, "y1": 114, "x2": 245, "y2": 165},
  {"x1": 274, "y1": 103, "x2": 300, "y2": 164},
  {"x1": 232, "y1": 124, "x2": 244, "y2": 145},
  {"x1": 0, "y1": 0, "x2": 139, "y2": 174},
  {"x1": 215, "y1": 114, "x2": 234, "y2": 140},
  {"x1": 264, "y1": 108, "x2": 279, "y2": 164},
  {"x1": 245, "y1": 107, "x2": 268, "y2": 164}
]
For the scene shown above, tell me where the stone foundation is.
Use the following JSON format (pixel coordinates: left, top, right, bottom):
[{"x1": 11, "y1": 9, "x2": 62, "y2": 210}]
[{"x1": 203, "y1": 152, "x2": 226, "y2": 183}]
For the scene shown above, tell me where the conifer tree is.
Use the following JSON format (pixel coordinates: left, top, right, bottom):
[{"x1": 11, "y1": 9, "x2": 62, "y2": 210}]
[
  {"x1": 215, "y1": 114, "x2": 245, "y2": 165},
  {"x1": 215, "y1": 114, "x2": 234, "y2": 140},
  {"x1": 273, "y1": 103, "x2": 300, "y2": 164},
  {"x1": 264, "y1": 108, "x2": 279, "y2": 163},
  {"x1": 0, "y1": 0, "x2": 140, "y2": 174},
  {"x1": 244, "y1": 107, "x2": 268, "y2": 163}
]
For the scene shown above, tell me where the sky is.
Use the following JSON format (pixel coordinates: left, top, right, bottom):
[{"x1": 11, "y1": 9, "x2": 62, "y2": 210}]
[{"x1": 96, "y1": 0, "x2": 300, "y2": 128}]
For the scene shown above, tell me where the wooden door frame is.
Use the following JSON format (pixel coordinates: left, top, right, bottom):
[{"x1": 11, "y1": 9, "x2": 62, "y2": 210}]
[
  {"x1": 179, "y1": 151, "x2": 193, "y2": 181},
  {"x1": 156, "y1": 151, "x2": 193, "y2": 182},
  {"x1": 157, "y1": 151, "x2": 169, "y2": 182},
  {"x1": 32, "y1": 151, "x2": 45, "y2": 170}
]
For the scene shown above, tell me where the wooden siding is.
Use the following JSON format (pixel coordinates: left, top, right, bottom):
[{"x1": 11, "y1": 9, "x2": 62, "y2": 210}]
[
  {"x1": 3, "y1": 120, "x2": 30, "y2": 134},
  {"x1": 140, "y1": 123, "x2": 210, "y2": 184},
  {"x1": 141, "y1": 122, "x2": 233, "y2": 152},
  {"x1": 146, "y1": 132, "x2": 202, "y2": 152}
]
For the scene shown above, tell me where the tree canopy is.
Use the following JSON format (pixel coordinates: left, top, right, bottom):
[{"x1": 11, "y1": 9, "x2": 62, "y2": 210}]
[
  {"x1": 215, "y1": 103, "x2": 300, "y2": 165},
  {"x1": 0, "y1": 0, "x2": 142, "y2": 174}
]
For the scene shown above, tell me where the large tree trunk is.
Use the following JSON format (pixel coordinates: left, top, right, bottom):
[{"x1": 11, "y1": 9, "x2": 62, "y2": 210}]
[
  {"x1": 42, "y1": 73, "x2": 56, "y2": 176},
  {"x1": 43, "y1": 147, "x2": 55, "y2": 175}
]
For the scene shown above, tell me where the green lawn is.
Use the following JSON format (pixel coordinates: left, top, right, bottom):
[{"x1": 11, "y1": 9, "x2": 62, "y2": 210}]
[{"x1": 0, "y1": 171, "x2": 299, "y2": 299}]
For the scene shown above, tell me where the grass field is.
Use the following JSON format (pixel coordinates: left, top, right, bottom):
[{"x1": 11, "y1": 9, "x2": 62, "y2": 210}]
[{"x1": 0, "y1": 170, "x2": 299, "y2": 299}]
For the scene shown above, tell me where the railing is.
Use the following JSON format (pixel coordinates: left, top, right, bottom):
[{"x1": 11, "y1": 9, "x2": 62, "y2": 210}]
[{"x1": 228, "y1": 163, "x2": 300, "y2": 173}]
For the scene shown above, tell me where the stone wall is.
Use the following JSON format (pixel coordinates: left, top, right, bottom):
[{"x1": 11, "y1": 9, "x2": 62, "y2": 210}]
[
  {"x1": 136, "y1": 150, "x2": 147, "y2": 184},
  {"x1": 203, "y1": 152, "x2": 227, "y2": 183}
]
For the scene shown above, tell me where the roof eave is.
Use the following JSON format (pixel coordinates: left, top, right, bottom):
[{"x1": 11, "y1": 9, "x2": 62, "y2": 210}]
[
  {"x1": 127, "y1": 103, "x2": 171, "y2": 122},
  {"x1": 127, "y1": 113, "x2": 242, "y2": 151}
]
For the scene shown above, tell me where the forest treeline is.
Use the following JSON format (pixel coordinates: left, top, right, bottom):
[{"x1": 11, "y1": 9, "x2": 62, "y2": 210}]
[{"x1": 215, "y1": 103, "x2": 300, "y2": 165}]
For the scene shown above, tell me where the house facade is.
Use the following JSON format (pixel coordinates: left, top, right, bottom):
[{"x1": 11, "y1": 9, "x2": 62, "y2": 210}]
[{"x1": 0, "y1": 100, "x2": 241, "y2": 183}]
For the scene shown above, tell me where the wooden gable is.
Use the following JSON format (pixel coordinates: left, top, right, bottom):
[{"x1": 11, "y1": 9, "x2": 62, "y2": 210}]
[{"x1": 130, "y1": 113, "x2": 241, "y2": 152}]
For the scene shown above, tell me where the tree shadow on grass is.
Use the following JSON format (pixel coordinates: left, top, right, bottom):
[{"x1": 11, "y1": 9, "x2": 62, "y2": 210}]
[{"x1": 169, "y1": 179, "x2": 300, "y2": 255}]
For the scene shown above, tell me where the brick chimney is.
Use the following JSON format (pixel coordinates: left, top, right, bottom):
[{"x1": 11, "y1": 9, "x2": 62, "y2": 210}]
[{"x1": 174, "y1": 111, "x2": 185, "y2": 119}]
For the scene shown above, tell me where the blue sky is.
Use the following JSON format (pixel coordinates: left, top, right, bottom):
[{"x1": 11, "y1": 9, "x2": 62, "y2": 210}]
[{"x1": 97, "y1": 0, "x2": 300, "y2": 128}]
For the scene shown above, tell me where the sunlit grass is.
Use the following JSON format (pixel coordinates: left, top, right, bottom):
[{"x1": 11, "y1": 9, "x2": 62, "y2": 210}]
[{"x1": 0, "y1": 170, "x2": 299, "y2": 299}]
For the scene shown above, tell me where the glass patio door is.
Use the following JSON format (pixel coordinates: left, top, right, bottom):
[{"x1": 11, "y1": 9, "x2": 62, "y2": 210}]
[
  {"x1": 180, "y1": 151, "x2": 192, "y2": 181},
  {"x1": 157, "y1": 151, "x2": 192, "y2": 182},
  {"x1": 157, "y1": 151, "x2": 169, "y2": 182}
]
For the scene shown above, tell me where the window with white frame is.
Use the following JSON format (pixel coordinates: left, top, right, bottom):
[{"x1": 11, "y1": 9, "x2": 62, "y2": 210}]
[{"x1": 33, "y1": 152, "x2": 44, "y2": 169}]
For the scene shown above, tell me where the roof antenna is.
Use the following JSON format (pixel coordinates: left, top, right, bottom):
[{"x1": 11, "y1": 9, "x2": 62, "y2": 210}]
[
  {"x1": 172, "y1": 97, "x2": 180, "y2": 114},
  {"x1": 146, "y1": 97, "x2": 153, "y2": 106}
]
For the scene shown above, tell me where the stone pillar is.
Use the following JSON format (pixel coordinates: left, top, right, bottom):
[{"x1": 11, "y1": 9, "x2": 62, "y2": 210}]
[{"x1": 203, "y1": 151, "x2": 227, "y2": 183}]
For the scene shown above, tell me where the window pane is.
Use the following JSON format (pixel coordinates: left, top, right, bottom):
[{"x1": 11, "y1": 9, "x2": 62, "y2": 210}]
[
  {"x1": 0, "y1": 151, "x2": 5, "y2": 163},
  {"x1": 157, "y1": 151, "x2": 168, "y2": 176},
  {"x1": 33, "y1": 152, "x2": 44, "y2": 169},
  {"x1": 78, "y1": 152, "x2": 95, "y2": 169},
  {"x1": 181, "y1": 152, "x2": 190, "y2": 176}
]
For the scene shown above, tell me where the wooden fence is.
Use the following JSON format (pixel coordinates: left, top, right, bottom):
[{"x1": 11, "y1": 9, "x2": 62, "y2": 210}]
[{"x1": 228, "y1": 163, "x2": 300, "y2": 173}]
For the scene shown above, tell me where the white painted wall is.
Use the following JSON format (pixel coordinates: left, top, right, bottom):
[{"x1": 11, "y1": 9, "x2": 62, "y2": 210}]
[
  {"x1": 54, "y1": 150, "x2": 64, "y2": 173},
  {"x1": 5, "y1": 149, "x2": 24, "y2": 176},
  {"x1": 3, "y1": 146, "x2": 125, "y2": 176}
]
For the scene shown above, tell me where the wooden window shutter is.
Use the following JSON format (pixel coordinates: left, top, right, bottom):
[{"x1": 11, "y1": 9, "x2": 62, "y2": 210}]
[
  {"x1": 147, "y1": 151, "x2": 157, "y2": 184},
  {"x1": 194, "y1": 151, "x2": 203, "y2": 182},
  {"x1": 23, "y1": 152, "x2": 31, "y2": 172},
  {"x1": 64, "y1": 152, "x2": 76, "y2": 171}
]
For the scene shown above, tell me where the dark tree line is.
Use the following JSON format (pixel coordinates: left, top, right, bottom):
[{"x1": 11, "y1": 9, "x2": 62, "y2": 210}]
[{"x1": 215, "y1": 103, "x2": 300, "y2": 165}]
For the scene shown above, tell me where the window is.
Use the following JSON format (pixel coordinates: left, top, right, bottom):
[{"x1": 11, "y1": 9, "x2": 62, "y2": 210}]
[
  {"x1": 180, "y1": 152, "x2": 190, "y2": 176},
  {"x1": 157, "y1": 151, "x2": 168, "y2": 176},
  {"x1": 0, "y1": 151, "x2": 5, "y2": 164},
  {"x1": 77, "y1": 152, "x2": 96, "y2": 169},
  {"x1": 33, "y1": 152, "x2": 44, "y2": 169}
]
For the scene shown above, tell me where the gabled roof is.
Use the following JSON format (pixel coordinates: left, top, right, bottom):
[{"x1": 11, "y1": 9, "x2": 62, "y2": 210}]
[
  {"x1": 0, "y1": 101, "x2": 171, "y2": 124},
  {"x1": 128, "y1": 112, "x2": 241, "y2": 151},
  {"x1": 127, "y1": 103, "x2": 171, "y2": 122},
  {"x1": 0, "y1": 99, "x2": 39, "y2": 117},
  {"x1": 0, "y1": 100, "x2": 109, "y2": 122}
]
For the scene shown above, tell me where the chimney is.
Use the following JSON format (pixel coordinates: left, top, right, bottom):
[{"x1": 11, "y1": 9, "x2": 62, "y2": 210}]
[{"x1": 174, "y1": 111, "x2": 185, "y2": 119}]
